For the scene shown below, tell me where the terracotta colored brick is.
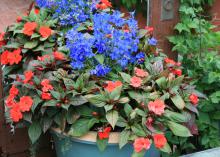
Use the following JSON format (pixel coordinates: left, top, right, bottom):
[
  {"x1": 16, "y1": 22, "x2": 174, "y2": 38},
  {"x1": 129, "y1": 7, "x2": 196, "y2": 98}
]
[{"x1": 0, "y1": 0, "x2": 31, "y2": 32}]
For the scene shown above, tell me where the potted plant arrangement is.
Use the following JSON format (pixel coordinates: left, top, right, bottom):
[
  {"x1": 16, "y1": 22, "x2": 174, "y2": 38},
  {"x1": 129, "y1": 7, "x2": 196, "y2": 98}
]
[{"x1": 0, "y1": 0, "x2": 201, "y2": 157}]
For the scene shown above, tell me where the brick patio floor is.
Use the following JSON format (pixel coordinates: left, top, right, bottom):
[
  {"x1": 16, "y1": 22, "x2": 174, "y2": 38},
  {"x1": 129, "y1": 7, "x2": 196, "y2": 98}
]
[{"x1": 0, "y1": 0, "x2": 31, "y2": 32}]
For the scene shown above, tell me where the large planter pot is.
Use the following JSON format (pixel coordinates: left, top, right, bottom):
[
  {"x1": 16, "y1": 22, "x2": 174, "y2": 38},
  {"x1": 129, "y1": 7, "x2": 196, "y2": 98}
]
[
  {"x1": 181, "y1": 147, "x2": 220, "y2": 157},
  {"x1": 51, "y1": 128, "x2": 160, "y2": 157}
]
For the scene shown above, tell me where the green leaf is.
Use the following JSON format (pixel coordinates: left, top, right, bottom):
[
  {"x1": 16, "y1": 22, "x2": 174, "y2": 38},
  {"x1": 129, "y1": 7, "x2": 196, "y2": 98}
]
[
  {"x1": 28, "y1": 121, "x2": 42, "y2": 144},
  {"x1": 42, "y1": 117, "x2": 53, "y2": 133},
  {"x1": 119, "y1": 97, "x2": 130, "y2": 104},
  {"x1": 31, "y1": 96, "x2": 42, "y2": 112},
  {"x1": 96, "y1": 136, "x2": 108, "y2": 152},
  {"x1": 156, "y1": 77, "x2": 167, "y2": 89},
  {"x1": 167, "y1": 121, "x2": 192, "y2": 137},
  {"x1": 171, "y1": 94, "x2": 185, "y2": 110},
  {"x1": 50, "y1": 91, "x2": 61, "y2": 100},
  {"x1": 69, "y1": 96, "x2": 88, "y2": 106},
  {"x1": 24, "y1": 40, "x2": 38, "y2": 49},
  {"x1": 63, "y1": 78, "x2": 75, "y2": 90},
  {"x1": 120, "y1": 72, "x2": 131, "y2": 83},
  {"x1": 106, "y1": 110, "x2": 119, "y2": 129},
  {"x1": 159, "y1": 142, "x2": 172, "y2": 154},
  {"x1": 164, "y1": 110, "x2": 188, "y2": 122},
  {"x1": 95, "y1": 54, "x2": 105, "y2": 64},
  {"x1": 131, "y1": 124, "x2": 146, "y2": 136},
  {"x1": 119, "y1": 130, "x2": 130, "y2": 149},
  {"x1": 109, "y1": 86, "x2": 122, "y2": 100},
  {"x1": 124, "y1": 103, "x2": 133, "y2": 117},
  {"x1": 42, "y1": 100, "x2": 58, "y2": 107},
  {"x1": 68, "y1": 118, "x2": 92, "y2": 137},
  {"x1": 85, "y1": 94, "x2": 106, "y2": 107},
  {"x1": 211, "y1": 111, "x2": 220, "y2": 120}
]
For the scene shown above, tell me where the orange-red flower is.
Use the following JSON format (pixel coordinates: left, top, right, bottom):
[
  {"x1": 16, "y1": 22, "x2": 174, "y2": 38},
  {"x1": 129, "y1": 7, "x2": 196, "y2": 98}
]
[
  {"x1": 10, "y1": 103, "x2": 23, "y2": 122},
  {"x1": 96, "y1": 0, "x2": 112, "y2": 10},
  {"x1": 16, "y1": 16, "x2": 22, "y2": 23},
  {"x1": 172, "y1": 69, "x2": 182, "y2": 76},
  {"x1": 98, "y1": 127, "x2": 111, "y2": 140},
  {"x1": 37, "y1": 54, "x2": 51, "y2": 61},
  {"x1": 53, "y1": 51, "x2": 65, "y2": 61},
  {"x1": 133, "y1": 138, "x2": 151, "y2": 153},
  {"x1": 7, "y1": 48, "x2": 22, "y2": 65},
  {"x1": 164, "y1": 58, "x2": 176, "y2": 65},
  {"x1": 189, "y1": 93, "x2": 199, "y2": 105},
  {"x1": 5, "y1": 95, "x2": 16, "y2": 108},
  {"x1": 39, "y1": 26, "x2": 52, "y2": 38},
  {"x1": 0, "y1": 50, "x2": 10, "y2": 65},
  {"x1": 23, "y1": 22, "x2": 37, "y2": 36},
  {"x1": 41, "y1": 92, "x2": 52, "y2": 100},
  {"x1": 9, "y1": 85, "x2": 19, "y2": 97},
  {"x1": 19, "y1": 96, "x2": 33, "y2": 112},
  {"x1": 153, "y1": 134, "x2": 167, "y2": 149},
  {"x1": 134, "y1": 68, "x2": 148, "y2": 78},
  {"x1": 34, "y1": 9, "x2": 40, "y2": 14},
  {"x1": 41, "y1": 79, "x2": 53, "y2": 92},
  {"x1": 130, "y1": 76, "x2": 142, "y2": 88},
  {"x1": 105, "y1": 81, "x2": 122, "y2": 92},
  {"x1": 23, "y1": 70, "x2": 34, "y2": 84},
  {"x1": 145, "y1": 26, "x2": 154, "y2": 33},
  {"x1": 148, "y1": 99, "x2": 165, "y2": 116},
  {"x1": 0, "y1": 32, "x2": 6, "y2": 47}
]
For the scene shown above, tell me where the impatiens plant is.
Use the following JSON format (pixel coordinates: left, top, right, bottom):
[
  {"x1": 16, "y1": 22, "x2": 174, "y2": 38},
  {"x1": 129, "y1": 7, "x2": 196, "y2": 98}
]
[{"x1": 0, "y1": 0, "x2": 201, "y2": 156}]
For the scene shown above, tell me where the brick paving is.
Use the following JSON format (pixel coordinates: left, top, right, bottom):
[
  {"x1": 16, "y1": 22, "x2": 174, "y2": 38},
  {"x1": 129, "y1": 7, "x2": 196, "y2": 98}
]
[{"x1": 0, "y1": 0, "x2": 31, "y2": 32}]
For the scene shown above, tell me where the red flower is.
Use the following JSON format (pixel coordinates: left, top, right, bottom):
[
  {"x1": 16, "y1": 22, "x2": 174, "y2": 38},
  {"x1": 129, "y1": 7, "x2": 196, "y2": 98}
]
[
  {"x1": 153, "y1": 134, "x2": 167, "y2": 149},
  {"x1": 16, "y1": 16, "x2": 22, "y2": 23},
  {"x1": 9, "y1": 85, "x2": 19, "y2": 97},
  {"x1": 189, "y1": 93, "x2": 199, "y2": 105},
  {"x1": 172, "y1": 69, "x2": 182, "y2": 76},
  {"x1": 148, "y1": 99, "x2": 165, "y2": 116},
  {"x1": 19, "y1": 96, "x2": 33, "y2": 112},
  {"x1": 0, "y1": 50, "x2": 10, "y2": 65},
  {"x1": 0, "y1": 32, "x2": 6, "y2": 48},
  {"x1": 96, "y1": 0, "x2": 112, "y2": 10},
  {"x1": 105, "y1": 81, "x2": 122, "y2": 92},
  {"x1": 145, "y1": 26, "x2": 154, "y2": 33},
  {"x1": 34, "y1": 9, "x2": 40, "y2": 14},
  {"x1": 164, "y1": 58, "x2": 176, "y2": 65},
  {"x1": 7, "y1": 48, "x2": 22, "y2": 65},
  {"x1": 23, "y1": 71, "x2": 34, "y2": 84},
  {"x1": 130, "y1": 76, "x2": 142, "y2": 88},
  {"x1": 39, "y1": 26, "x2": 52, "y2": 38},
  {"x1": 41, "y1": 92, "x2": 52, "y2": 100},
  {"x1": 53, "y1": 51, "x2": 65, "y2": 61},
  {"x1": 5, "y1": 95, "x2": 16, "y2": 108},
  {"x1": 23, "y1": 22, "x2": 37, "y2": 36},
  {"x1": 41, "y1": 79, "x2": 53, "y2": 92},
  {"x1": 134, "y1": 68, "x2": 149, "y2": 78},
  {"x1": 37, "y1": 54, "x2": 51, "y2": 61},
  {"x1": 98, "y1": 127, "x2": 112, "y2": 140},
  {"x1": 133, "y1": 138, "x2": 151, "y2": 153},
  {"x1": 10, "y1": 104, "x2": 23, "y2": 122}
]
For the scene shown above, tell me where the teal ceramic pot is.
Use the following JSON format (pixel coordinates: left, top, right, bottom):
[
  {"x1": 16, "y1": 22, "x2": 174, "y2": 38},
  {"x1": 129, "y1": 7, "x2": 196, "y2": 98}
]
[{"x1": 51, "y1": 129, "x2": 160, "y2": 157}]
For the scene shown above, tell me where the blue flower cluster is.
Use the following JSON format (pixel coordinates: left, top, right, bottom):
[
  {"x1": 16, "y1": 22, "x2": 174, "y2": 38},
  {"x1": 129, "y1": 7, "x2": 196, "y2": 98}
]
[
  {"x1": 93, "y1": 11, "x2": 139, "y2": 67},
  {"x1": 66, "y1": 10, "x2": 141, "y2": 76},
  {"x1": 36, "y1": 0, "x2": 94, "y2": 26},
  {"x1": 66, "y1": 29, "x2": 95, "y2": 69},
  {"x1": 54, "y1": 0, "x2": 92, "y2": 26},
  {"x1": 35, "y1": 0, "x2": 55, "y2": 8}
]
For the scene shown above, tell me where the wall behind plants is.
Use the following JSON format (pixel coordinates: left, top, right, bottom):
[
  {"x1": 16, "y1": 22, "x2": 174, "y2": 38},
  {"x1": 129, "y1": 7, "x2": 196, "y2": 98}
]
[{"x1": 169, "y1": 0, "x2": 220, "y2": 154}]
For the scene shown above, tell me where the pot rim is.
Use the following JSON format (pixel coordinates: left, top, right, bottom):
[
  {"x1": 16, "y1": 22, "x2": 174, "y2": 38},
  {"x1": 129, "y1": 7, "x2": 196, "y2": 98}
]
[{"x1": 51, "y1": 128, "x2": 121, "y2": 144}]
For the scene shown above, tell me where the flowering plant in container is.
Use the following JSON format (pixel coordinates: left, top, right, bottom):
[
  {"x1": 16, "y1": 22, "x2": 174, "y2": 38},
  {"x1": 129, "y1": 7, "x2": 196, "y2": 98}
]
[{"x1": 0, "y1": 0, "x2": 201, "y2": 156}]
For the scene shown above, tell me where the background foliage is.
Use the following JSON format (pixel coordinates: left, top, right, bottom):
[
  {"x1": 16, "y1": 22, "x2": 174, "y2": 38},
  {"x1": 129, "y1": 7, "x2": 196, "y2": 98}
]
[{"x1": 169, "y1": 0, "x2": 220, "y2": 154}]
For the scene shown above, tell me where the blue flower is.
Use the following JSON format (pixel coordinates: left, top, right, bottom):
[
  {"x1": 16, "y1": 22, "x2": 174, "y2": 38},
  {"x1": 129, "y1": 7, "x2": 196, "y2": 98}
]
[
  {"x1": 135, "y1": 52, "x2": 145, "y2": 64},
  {"x1": 90, "y1": 64, "x2": 111, "y2": 77},
  {"x1": 35, "y1": 0, "x2": 55, "y2": 8},
  {"x1": 148, "y1": 37, "x2": 158, "y2": 46}
]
